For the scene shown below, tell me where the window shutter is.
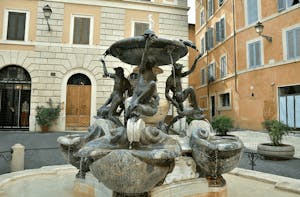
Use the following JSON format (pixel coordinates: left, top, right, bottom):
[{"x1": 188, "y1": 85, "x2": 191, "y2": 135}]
[
  {"x1": 73, "y1": 17, "x2": 81, "y2": 44},
  {"x1": 208, "y1": 0, "x2": 214, "y2": 17},
  {"x1": 211, "y1": 0, "x2": 214, "y2": 16},
  {"x1": 205, "y1": 31, "x2": 209, "y2": 50},
  {"x1": 220, "y1": 18, "x2": 225, "y2": 41},
  {"x1": 215, "y1": 22, "x2": 220, "y2": 43},
  {"x1": 295, "y1": 28, "x2": 300, "y2": 58},
  {"x1": 277, "y1": 0, "x2": 286, "y2": 11},
  {"x1": 286, "y1": 30, "x2": 295, "y2": 59},
  {"x1": 255, "y1": 41, "x2": 261, "y2": 66},
  {"x1": 247, "y1": 0, "x2": 258, "y2": 25},
  {"x1": 248, "y1": 43, "x2": 255, "y2": 67},
  {"x1": 81, "y1": 18, "x2": 90, "y2": 44},
  {"x1": 209, "y1": 28, "x2": 214, "y2": 49},
  {"x1": 201, "y1": 37, "x2": 205, "y2": 54}
]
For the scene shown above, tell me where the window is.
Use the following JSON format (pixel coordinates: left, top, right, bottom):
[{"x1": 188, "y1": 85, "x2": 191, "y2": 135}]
[
  {"x1": 286, "y1": 27, "x2": 300, "y2": 60},
  {"x1": 278, "y1": 0, "x2": 299, "y2": 11},
  {"x1": 201, "y1": 68, "x2": 206, "y2": 85},
  {"x1": 72, "y1": 15, "x2": 93, "y2": 45},
  {"x1": 247, "y1": 40, "x2": 262, "y2": 68},
  {"x1": 207, "y1": 0, "x2": 214, "y2": 18},
  {"x1": 200, "y1": 9, "x2": 205, "y2": 27},
  {"x1": 208, "y1": 62, "x2": 215, "y2": 82},
  {"x1": 219, "y1": 0, "x2": 224, "y2": 7},
  {"x1": 220, "y1": 55, "x2": 227, "y2": 78},
  {"x1": 216, "y1": 17, "x2": 225, "y2": 43},
  {"x1": 205, "y1": 28, "x2": 214, "y2": 50},
  {"x1": 4, "y1": 10, "x2": 29, "y2": 41},
  {"x1": 245, "y1": 0, "x2": 259, "y2": 25},
  {"x1": 219, "y1": 93, "x2": 230, "y2": 107},
  {"x1": 133, "y1": 22, "x2": 149, "y2": 36},
  {"x1": 201, "y1": 37, "x2": 206, "y2": 54}
]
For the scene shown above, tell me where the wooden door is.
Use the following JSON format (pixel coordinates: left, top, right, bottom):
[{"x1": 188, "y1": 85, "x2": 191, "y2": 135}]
[{"x1": 66, "y1": 85, "x2": 91, "y2": 128}]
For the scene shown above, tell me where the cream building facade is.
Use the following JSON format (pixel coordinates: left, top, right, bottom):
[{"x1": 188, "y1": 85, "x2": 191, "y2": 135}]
[
  {"x1": 0, "y1": 0, "x2": 189, "y2": 131},
  {"x1": 190, "y1": 0, "x2": 300, "y2": 130}
]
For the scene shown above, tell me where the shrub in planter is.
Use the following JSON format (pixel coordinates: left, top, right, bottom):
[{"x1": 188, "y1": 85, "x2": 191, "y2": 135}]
[
  {"x1": 262, "y1": 120, "x2": 291, "y2": 146},
  {"x1": 36, "y1": 99, "x2": 61, "y2": 131},
  {"x1": 258, "y1": 120, "x2": 294, "y2": 159},
  {"x1": 211, "y1": 115, "x2": 234, "y2": 135}
]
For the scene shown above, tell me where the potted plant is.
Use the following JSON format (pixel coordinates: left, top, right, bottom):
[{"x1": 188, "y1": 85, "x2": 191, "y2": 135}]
[
  {"x1": 211, "y1": 115, "x2": 234, "y2": 136},
  {"x1": 36, "y1": 99, "x2": 61, "y2": 132},
  {"x1": 257, "y1": 120, "x2": 295, "y2": 160}
]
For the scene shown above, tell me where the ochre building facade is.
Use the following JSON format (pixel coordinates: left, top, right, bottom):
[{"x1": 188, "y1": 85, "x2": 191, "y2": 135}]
[{"x1": 191, "y1": 0, "x2": 300, "y2": 130}]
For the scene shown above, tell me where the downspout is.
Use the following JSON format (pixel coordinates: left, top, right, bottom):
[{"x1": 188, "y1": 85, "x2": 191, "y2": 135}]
[{"x1": 233, "y1": 0, "x2": 237, "y2": 92}]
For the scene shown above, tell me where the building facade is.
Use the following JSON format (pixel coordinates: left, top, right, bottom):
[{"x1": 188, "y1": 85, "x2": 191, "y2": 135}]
[
  {"x1": 0, "y1": 0, "x2": 189, "y2": 131},
  {"x1": 191, "y1": 0, "x2": 300, "y2": 130}
]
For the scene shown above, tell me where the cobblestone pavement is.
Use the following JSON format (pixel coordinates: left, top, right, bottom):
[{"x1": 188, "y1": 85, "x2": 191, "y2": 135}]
[{"x1": 1, "y1": 130, "x2": 300, "y2": 179}]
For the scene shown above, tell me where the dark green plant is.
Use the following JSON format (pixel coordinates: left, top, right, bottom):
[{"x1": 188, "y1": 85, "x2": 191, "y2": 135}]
[
  {"x1": 211, "y1": 115, "x2": 234, "y2": 135},
  {"x1": 262, "y1": 120, "x2": 291, "y2": 146},
  {"x1": 36, "y1": 99, "x2": 61, "y2": 128}
]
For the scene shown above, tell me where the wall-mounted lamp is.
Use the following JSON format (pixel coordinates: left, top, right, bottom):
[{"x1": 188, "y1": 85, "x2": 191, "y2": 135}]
[
  {"x1": 254, "y1": 21, "x2": 272, "y2": 42},
  {"x1": 43, "y1": 4, "x2": 52, "y2": 31}
]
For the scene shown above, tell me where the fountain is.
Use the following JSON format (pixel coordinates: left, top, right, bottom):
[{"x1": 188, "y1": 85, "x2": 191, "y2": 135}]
[
  {"x1": 2, "y1": 30, "x2": 300, "y2": 197},
  {"x1": 56, "y1": 30, "x2": 244, "y2": 197}
]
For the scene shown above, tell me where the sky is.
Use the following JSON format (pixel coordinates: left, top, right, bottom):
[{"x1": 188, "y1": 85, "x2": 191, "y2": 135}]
[{"x1": 188, "y1": 0, "x2": 195, "y2": 24}]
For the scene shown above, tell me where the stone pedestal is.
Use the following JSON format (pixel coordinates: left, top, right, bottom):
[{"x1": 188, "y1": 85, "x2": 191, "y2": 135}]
[{"x1": 10, "y1": 144, "x2": 25, "y2": 172}]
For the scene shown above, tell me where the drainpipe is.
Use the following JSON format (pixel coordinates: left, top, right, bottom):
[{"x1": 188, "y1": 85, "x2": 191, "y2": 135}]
[{"x1": 233, "y1": 0, "x2": 238, "y2": 92}]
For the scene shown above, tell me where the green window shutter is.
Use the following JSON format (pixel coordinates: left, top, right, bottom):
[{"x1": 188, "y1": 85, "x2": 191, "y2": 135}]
[
  {"x1": 220, "y1": 18, "x2": 225, "y2": 41},
  {"x1": 209, "y1": 28, "x2": 214, "y2": 49},
  {"x1": 215, "y1": 21, "x2": 220, "y2": 43},
  {"x1": 205, "y1": 31, "x2": 209, "y2": 50}
]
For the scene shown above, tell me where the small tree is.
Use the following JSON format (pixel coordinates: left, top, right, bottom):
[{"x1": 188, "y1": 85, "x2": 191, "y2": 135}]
[
  {"x1": 262, "y1": 120, "x2": 291, "y2": 146},
  {"x1": 36, "y1": 99, "x2": 60, "y2": 130},
  {"x1": 211, "y1": 115, "x2": 234, "y2": 135}
]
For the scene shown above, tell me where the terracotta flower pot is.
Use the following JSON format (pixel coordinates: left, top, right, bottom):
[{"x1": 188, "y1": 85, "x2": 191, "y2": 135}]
[{"x1": 41, "y1": 125, "x2": 49, "y2": 132}]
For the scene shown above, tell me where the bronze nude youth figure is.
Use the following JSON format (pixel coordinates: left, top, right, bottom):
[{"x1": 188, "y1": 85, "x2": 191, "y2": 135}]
[
  {"x1": 165, "y1": 53, "x2": 204, "y2": 131},
  {"x1": 97, "y1": 59, "x2": 132, "y2": 126},
  {"x1": 126, "y1": 30, "x2": 159, "y2": 119}
]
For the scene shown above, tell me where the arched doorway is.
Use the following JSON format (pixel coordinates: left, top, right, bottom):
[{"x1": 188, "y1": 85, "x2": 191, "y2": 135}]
[
  {"x1": 66, "y1": 73, "x2": 91, "y2": 130},
  {"x1": 0, "y1": 66, "x2": 31, "y2": 130}
]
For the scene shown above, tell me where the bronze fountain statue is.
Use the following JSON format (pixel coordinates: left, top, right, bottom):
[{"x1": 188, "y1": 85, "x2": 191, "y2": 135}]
[{"x1": 58, "y1": 30, "x2": 243, "y2": 197}]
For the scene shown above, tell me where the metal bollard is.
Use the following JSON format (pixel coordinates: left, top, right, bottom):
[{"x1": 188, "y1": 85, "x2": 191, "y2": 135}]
[{"x1": 10, "y1": 144, "x2": 25, "y2": 172}]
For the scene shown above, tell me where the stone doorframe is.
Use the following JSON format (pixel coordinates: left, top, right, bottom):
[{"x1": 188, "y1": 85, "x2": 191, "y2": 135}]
[{"x1": 61, "y1": 68, "x2": 97, "y2": 130}]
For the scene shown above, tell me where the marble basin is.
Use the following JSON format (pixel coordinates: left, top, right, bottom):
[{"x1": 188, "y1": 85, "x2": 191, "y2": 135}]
[
  {"x1": 77, "y1": 127, "x2": 182, "y2": 195},
  {"x1": 191, "y1": 134, "x2": 243, "y2": 178}
]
